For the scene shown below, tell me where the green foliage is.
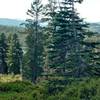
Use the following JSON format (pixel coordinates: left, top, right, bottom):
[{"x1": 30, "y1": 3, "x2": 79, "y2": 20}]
[
  {"x1": 6, "y1": 33, "x2": 23, "y2": 74},
  {"x1": 82, "y1": 31, "x2": 100, "y2": 76},
  {"x1": 0, "y1": 82, "x2": 30, "y2": 92},
  {"x1": 23, "y1": 0, "x2": 44, "y2": 82},
  {"x1": 0, "y1": 81, "x2": 34, "y2": 100},
  {"x1": 1, "y1": 1, "x2": 100, "y2": 100},
  {"x1": 43, "y1": 0, "x2": 88, "y2": 78},
  {"x1": 0, "y1": 33, "x2": 7, "y2": 74},
  {"x1": 56, "y1": 78, "x2": 99, "y2": 100},
  {"x1": 0, "y1": 78, "x2": 100, "y2": 100},
  {"x1": 0, "y1": 25, "x2": 26, "y2": 47}
]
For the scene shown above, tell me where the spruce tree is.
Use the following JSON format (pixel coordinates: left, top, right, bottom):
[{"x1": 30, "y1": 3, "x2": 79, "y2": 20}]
[
  {"x1": 59, "y1": 0, "x2": 87, "y2": 77},
  {"x1": 7, "y1": 33, "x2": 23, "y2": 74},
  {"x1": 43, "y1": 0, "x2": 87, "y2": 76},
  {"x1": 0, "y1": 33, "x2": 8, "y2": 74},
  {"x1": 43, "y1": 0, "x2": 58, "y2": 69},
  {"x1": 83, "y1": 32, "x2": 100, "y2": 76}
]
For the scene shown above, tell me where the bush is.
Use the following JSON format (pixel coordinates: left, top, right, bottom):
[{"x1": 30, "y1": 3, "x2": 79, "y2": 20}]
[
  {"x1": 0, "y1": 81, "x2": 33, "y2": 92},
  {"x1": 0, "y1": 78, "x2": 100, "y2": 100}
]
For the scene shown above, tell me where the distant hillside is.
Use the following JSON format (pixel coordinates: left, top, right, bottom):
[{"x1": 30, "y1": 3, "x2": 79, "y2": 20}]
[
  {"x1": 0, "y1": 25, "x2": 23, "y2": 34},
  {"x1": 0, "y1": 18, "x2": 100, "y2": 33},
  {"x1": 0, "y1": 18, "x2": 25, "y2": 26},
  {"x1": 0, "y1": 19, "x2": 100, "y2": 49},
  {"x1": 0, "y1": 25, "x2": 26, "y2": 47},
  {"x1": 89, "y1": 23, "x2": 100, "y2": 33}
]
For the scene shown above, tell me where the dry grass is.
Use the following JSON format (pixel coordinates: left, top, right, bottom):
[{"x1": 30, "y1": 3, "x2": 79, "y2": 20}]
[{"x1": 0, "y1": 74, "x2": 22, "y2": 82}]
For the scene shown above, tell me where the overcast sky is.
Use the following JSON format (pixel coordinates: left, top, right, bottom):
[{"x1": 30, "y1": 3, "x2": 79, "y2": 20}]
[{"x1": 0, "y1": 0, "x2": 100, "y2": 22}]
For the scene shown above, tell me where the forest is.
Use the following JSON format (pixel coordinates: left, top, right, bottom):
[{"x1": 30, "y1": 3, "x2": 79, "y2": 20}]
[{"x1": 0, "y1": 0, "x2": 100, "y2": 100}]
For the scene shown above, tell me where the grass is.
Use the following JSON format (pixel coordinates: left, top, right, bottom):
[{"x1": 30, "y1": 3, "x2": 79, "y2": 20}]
[{"x1": 0, "y1": 74, "x2": 22, "y2": 82}]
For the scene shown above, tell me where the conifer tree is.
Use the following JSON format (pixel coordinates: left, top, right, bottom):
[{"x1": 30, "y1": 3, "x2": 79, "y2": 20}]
[
  {"x1": 44, "y1": 0, "x2": 87, "y2": 76},
  {"x1": 83, "y1": 32, "x2": 100, "y2": 76},
  {"x1": 0, "y1": 33, "x2": 8, "y2": 74},
  {"x1": 59, "y1": 0, "x2": 87, "y2": 77},
  {"x1": 7, "y1": 33, "x2": 23, "y2": 74},
  {"x1": 24, "y1": 0, "x2": 44, "y2": 82},
  {"x1": 43, "y1": 0, "x2": 59, "y2": 69}
]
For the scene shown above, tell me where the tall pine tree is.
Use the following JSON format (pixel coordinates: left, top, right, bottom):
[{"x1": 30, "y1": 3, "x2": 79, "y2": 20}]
[{"x1": 24, "y1": 0, "x2": 44, "y2": 82}]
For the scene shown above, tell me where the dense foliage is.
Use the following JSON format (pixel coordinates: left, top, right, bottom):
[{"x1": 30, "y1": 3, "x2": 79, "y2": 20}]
[
  {"x1": 0, "y1": 0, "x2": 99, "y2": 82},
  {"x1": 23, "y1": 0, "x2": 44, "y2": 82},
  {"x1": 0, "y1": 33, "x2": 23, "y2": 74},
  {"x1": 0, "y1": 78, "x2": 100, "y2": 100},
  {"x1": 0, "y1": 0, "x2": 100, "y2": 99},
  {"x1": 0, "y1": 33, "x2": 7, "y2": 74}
]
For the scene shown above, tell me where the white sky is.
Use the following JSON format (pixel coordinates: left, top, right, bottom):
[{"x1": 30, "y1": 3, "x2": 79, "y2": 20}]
[{"x1": 0, "y1": 0, "x2": 100, "y2": 22}]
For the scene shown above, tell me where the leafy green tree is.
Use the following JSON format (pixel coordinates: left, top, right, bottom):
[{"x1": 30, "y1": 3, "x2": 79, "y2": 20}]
[
  {"x1": 7, "y1": 33, "x2": 23, "y2": 74},
  {"x1": 0, "y1": 33, "x2": 8, "y2": 74}
]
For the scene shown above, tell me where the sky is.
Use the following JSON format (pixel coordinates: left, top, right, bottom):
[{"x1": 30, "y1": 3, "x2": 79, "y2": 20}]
[{"x1": 0, "y1": 0, "x2": 100, "y2": 22}]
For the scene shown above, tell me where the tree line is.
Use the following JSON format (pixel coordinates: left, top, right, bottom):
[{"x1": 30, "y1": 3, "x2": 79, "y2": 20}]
[
  {"x1": 22, "y1": 0, "x2": 100, "y2": 82},
  {"x1": 0, "y1": 0, "x2": 100, "y2": 83},
  {"x1": 0, "y1": 33, "x2": 23, "y2": 74}
]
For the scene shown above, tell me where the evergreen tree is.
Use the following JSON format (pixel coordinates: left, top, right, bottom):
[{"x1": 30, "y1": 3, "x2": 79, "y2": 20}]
[
  {"x1": 59, "y1": 0, "x2": 87, "y2": 77},
  {"x1": 43, "y1": 0, "x2": 87, "y2": 76},
  {"x1": 0, "y1": 33, "x2": 8, "y2": 74},
  {"x1": 43, "y1": 0, "x2": 59, "y2": 69},
  {"x1": 83, "y1": 32, "x2": 100, "y2": 76},
  {"x1": 24, "y1": 0, "x2": 44, "y2": 82},
  {"x1": 7, "y1": 33, "x2": 23, "y2": 74}
]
